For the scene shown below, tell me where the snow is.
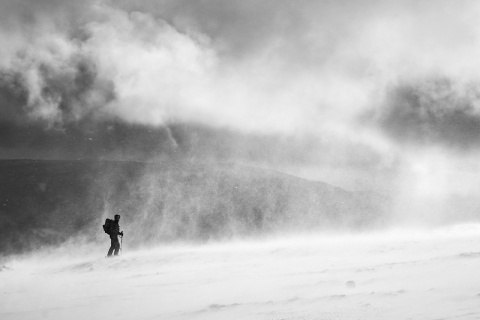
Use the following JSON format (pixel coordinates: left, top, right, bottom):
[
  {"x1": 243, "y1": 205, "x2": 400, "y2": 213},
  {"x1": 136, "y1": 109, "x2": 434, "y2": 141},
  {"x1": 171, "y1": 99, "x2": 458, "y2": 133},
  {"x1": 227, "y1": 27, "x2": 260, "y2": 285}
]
[{"x1": 2, "y1": 224, "x2": 480, "y2": 320}]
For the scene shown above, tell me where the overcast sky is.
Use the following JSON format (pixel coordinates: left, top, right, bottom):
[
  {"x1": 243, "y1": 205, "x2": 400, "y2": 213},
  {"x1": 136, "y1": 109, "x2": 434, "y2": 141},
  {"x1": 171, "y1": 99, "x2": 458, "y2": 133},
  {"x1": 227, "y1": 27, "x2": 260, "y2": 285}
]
[{"x1": 2, "y1": 0, "x2": 480, "y2": 208}]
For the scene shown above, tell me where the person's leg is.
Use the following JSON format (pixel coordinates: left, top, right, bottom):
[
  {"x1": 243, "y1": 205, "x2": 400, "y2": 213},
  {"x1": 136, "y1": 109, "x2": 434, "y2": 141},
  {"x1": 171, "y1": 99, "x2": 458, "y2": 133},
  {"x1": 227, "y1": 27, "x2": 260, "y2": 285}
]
[
  {"x1": 107, "y1": 237, "x2": 115, "y2": 256},
  {"x1": 113, "y1": 238, "x2": 120, "y2": 256}
]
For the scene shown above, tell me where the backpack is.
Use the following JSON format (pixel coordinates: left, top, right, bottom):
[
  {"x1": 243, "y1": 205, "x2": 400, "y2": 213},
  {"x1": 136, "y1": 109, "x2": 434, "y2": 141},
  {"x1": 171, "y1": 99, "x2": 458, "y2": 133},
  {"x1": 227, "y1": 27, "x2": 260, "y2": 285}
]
[{"x1": 103, "y1": 218, "x2": 114, "y2": 235}]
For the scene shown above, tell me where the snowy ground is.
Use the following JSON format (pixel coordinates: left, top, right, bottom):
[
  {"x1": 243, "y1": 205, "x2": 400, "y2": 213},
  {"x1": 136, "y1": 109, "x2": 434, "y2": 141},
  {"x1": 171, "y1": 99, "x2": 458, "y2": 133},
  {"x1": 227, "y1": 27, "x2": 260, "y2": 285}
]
[{"x1": 2, "y1": 224, "x2": 480, "y2": 320}]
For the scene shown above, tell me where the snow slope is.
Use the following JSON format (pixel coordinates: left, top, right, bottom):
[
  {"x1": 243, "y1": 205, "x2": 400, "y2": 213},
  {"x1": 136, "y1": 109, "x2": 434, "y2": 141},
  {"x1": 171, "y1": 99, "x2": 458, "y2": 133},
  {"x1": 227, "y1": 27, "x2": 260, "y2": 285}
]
[{"x1": 2, "y1": 224, "x2": 480, "y2": 320}]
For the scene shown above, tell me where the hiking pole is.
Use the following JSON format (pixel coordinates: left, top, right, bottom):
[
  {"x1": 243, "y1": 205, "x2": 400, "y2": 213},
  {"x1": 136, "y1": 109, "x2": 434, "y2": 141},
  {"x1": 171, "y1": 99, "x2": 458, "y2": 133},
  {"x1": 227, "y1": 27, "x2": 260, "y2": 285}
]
[{"x1": 120, "y1": 235, "x2": 123, "y2": 254}]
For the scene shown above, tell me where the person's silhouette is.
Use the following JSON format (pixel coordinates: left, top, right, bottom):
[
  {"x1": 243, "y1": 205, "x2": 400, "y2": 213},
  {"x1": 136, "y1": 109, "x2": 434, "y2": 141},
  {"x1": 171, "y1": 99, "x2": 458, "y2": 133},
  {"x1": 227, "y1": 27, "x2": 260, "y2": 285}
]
[{"x1": 107, "y1": 214, "x2": 123, "y2": 257}]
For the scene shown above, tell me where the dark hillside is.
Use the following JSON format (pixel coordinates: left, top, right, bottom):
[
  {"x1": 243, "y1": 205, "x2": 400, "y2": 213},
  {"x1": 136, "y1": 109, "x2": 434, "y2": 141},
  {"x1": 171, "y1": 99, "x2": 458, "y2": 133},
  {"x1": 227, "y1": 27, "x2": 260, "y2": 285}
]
[{"x1": 0, "y1": 160, "x2": 383, "y2": 255}]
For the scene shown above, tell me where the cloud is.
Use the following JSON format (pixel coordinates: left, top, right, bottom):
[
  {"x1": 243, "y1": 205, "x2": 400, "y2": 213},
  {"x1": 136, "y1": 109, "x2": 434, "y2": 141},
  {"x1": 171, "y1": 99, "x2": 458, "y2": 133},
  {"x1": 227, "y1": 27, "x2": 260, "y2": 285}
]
[
  {"x1": 370, "y1": 78, "x2": 480, "y2": 150},
  {"x1": 2, "y1": 0, "x2": 480, "y2": 168},
  {"x1": 0, "y1": 0, "x2": 115, "y2": 128}
]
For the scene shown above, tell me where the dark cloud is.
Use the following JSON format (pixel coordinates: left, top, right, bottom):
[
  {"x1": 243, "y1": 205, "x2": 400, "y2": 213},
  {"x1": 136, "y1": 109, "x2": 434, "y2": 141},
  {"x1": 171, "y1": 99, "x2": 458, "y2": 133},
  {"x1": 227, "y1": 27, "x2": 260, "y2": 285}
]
[
  {"x1": 2, "y1": 0, "x2": 480, "y2": 172},
  {"x1": 0, "y1": 120, "x2": 174, "y2": 161},
  {"x1": 0, "y1": 0, "x2": 385, "y2": 170},
  {"x1": 114, "y1": 0, "x2": 373, "y2": 65},
  {"x1": 0, "y1": 55, "x2": 116, "y2": 128},
  {"x1": 116, "y1": 0, "x2": 307, "y2": 57},
  {"x1": 371, "y1": 78, "x2": 480, "y2": 150},
  {"x1": 0, "y1": 0, "x2": 95, "y2": 28},
  {"x1": 0, "y1": 71, "x2": 28, "y2": 123},
  {"x1": 0, "y1": 108, "x2": 384, "y2": 172}
]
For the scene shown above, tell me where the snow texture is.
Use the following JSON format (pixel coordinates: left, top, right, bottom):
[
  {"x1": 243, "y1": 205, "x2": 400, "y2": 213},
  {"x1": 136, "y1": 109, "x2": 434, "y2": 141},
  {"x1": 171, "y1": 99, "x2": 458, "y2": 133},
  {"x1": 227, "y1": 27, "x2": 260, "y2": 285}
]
[{"x1": 1, "y1": 224, "x2": 480, "y2": 320}]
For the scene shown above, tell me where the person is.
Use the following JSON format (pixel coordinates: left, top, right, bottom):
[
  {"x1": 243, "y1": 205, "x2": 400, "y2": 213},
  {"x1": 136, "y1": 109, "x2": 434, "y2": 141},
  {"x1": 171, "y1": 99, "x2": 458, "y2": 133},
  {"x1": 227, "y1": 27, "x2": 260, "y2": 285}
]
[{"x1": 107, "y1": 214, "x2": 124, "y2": 257}]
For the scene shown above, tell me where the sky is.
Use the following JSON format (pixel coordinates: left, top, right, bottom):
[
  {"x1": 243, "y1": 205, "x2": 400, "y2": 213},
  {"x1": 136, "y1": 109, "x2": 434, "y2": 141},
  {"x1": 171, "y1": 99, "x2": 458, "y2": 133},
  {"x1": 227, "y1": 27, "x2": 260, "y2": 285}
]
[{"x1": 2, "y1": 0, "x2": 480, "y2": 219}]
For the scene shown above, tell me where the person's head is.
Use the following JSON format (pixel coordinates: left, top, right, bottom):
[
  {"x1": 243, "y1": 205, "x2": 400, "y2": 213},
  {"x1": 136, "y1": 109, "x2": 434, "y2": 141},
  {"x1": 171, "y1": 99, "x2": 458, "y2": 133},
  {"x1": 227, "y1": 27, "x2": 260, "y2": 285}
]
[{"x1": 114, "y1": 214, "x2": 120, "y2": 222}]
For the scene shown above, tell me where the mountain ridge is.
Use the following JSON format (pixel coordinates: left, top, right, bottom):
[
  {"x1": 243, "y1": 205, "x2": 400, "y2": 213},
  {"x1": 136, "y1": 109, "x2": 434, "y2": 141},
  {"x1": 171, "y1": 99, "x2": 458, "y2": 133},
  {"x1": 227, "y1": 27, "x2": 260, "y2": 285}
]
[{"x1": 0, "y1": 159, "x2": 383, "y2": 256}]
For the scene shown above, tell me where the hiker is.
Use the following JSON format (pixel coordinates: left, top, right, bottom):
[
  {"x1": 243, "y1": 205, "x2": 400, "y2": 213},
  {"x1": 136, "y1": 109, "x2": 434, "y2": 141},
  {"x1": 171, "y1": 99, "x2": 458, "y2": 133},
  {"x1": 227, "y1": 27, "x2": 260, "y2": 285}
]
[{"x1": 106, "y1": 214, "x2": 124, "y2": 257}]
